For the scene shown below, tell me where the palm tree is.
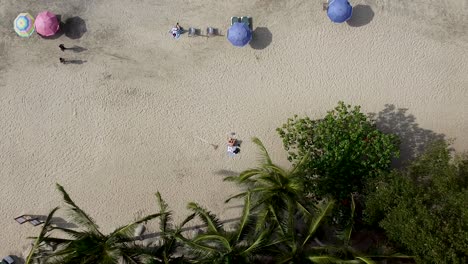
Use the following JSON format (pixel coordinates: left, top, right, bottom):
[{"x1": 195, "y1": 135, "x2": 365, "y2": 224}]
[
  {"x1": 178, "y1": 194, "x2": 275, "y2": 264},
  {"x1": 224, "y1": 137, "x2": 312, "y2": 234},
  {"x1": 36, "y1": 184, "x2": 164, "y2": 264},
  {"x1": 269, "y1": 199, "x2": 377, "y2": 264}
]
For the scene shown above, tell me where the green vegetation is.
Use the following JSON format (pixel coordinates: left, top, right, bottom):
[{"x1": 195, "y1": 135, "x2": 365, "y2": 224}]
[
  {"x1": 25, "y1": 102, "x2": 468, "y2": 264},
  {"x1": 365, "y1": 141, "x2": 468, "y2": 264},
  {"x1": 277, "y1": 102, "x2": 400, "y2": 202}
]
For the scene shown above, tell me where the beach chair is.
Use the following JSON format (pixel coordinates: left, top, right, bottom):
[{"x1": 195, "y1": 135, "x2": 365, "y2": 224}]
[
  {"x1": 206, "y1": 27, "x2": 219, "y2": 37},
  {"x1": 231, "y1": 16, "x2": 240, "y2": 25},
  {"x1": 29, "y1": 218, "x2": 45, "y2": 226},
  {"x1": 14, "y1": 215, "x2": 33, "y2": 224},
  {"x1": 1, "y1": 255, "x2": 15, "y2": 264},
  {"x1": 241, "y1": 16, "x2": 253, "y2": 30},
  {"x1": 188, "y1": 27, "x2": 199, "y2": 37},
  {"x1": 14, "y1": 215, "x2": 44, "y2": 226},
  {"x1": 323, "y1": 2, "x2": 329, "y2": 10}
]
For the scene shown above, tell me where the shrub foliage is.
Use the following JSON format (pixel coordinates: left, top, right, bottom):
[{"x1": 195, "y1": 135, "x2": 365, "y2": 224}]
[
  {"x1": 277, "y1": 102, "x2": 400, "y2": 201},
  {"x1": 365, "y1": 141, "x2": 468, "y2": 264}
]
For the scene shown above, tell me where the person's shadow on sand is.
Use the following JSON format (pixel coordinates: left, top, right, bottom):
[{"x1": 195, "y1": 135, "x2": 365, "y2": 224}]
[
  {"x1": 61, "y1": 59, "x2": 87, "y2": 65},
  {"x1": 68, "y1": 46, "x2": 88, "y2": 53}
]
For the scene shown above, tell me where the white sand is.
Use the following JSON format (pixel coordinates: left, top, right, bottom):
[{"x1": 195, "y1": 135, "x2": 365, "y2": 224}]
[{"x1": 1, "y1": 0, "x2": 467, "y2": 257}]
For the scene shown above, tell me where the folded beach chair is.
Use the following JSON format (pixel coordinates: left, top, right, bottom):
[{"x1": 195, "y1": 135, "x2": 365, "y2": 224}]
[
  {"x1": 206, "y1": 27, "x2": 219, "y2": 37},
  {"x1": 241, "y1": 16, "x2": 253, "y2": 30},
  {"x1": 231, "y1": 16, "x2": 240, "y2": 25}
]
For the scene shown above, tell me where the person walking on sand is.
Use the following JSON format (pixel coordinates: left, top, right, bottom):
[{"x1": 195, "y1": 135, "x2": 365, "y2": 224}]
[
  {"x1": 59, "y1": 44, "x2": 67, "y2": 51},
  {"x1": 59, "y1": 57, "x2": 67, "y2": 64}
]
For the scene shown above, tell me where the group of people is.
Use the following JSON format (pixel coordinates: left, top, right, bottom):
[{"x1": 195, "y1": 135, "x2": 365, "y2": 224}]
[
  {"x1": 58, "y1": 44, "x2": 86, "y2": 64},
  {"x1": 170, "y1": 23, "x2": 183, "y2": 39},
  {"x1": 227, "y1": 136, "x2": 240, "y2": 156}
]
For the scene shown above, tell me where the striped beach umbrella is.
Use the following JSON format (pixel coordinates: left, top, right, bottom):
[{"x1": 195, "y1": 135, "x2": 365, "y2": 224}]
[{"x1": 14, "y1": 13, "x2": 35, "y2": 37}]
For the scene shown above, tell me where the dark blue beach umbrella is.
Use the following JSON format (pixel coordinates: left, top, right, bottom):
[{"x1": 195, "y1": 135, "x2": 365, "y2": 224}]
[
  {"x1": 227, "y1": 22, "x2": 252, "y2": 47},
  {"x1": 327, "y1": 0, "x2": 353, "y2": 23}
]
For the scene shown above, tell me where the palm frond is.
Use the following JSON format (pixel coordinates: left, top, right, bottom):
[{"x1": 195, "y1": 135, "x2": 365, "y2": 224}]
[
  {"x1": 268, "y1": 204, "x2": 286, "y2": 236},
  {"x1": 176, "y1": 213, "x2": 196, "y2": 231},
  {"x1": 302, "y1": 200, "x2": 334, "y2": 247},
  {"x1": 355, "y1": 256, "x2": 376, "y2": 264},
  {"x1": 155, "y1": 192, "x2": 172, "y2": 234},
  {"x1": 56, "y1": 183, "x2": 102, "y2": 236},
  {"x1": 235, "y1": 192, "x2": 251, "y2": 242},
  {"x1": 289, "y1": 153, "x2": 310, "y2": 175},
  {"x1": 25, "y1": 207, "x2": 59, "y2": 264},
  {"x1": 296, "y1": 201, "x2": 313, "y2": 218},
  {"x1": 47, "y1": 226, "x2": 86, "y2": 238},
  {"x1": 252, "y1": 137, "x2": 272, "y2": 165},
  {"x1": 341, "y1": 195, "x2": 356, "y2": 246},
  {"x1": 239, "y1": 228, "x2": 269, "y2": 256},
  {"x1": 238, "y1": 169, "x2": 265, "y2": 182},
  {"x1": 193, "y1": 234, "x2": 231, "y2": 251},
  {"x1": 187, "y1": 202, "x2": 223, "y2": 233},
  {"x1": 225, "y1": 191, "x2": 249, "y2": 203},
  {"x1": 263, "y1": 164, "x2": 289, "y2": 178},
  {"x1": 176, "y1": 234, "x2": 218, "y2": 254},
  {"x1": 308, "y1": 256, "x2": 343, "y2": 264},
  {"x1": 110, "y1": 213, "x2": 164, "y2": 240}
]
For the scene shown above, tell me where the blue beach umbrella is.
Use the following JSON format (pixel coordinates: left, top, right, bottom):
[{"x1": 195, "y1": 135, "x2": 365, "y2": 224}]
[
  {"x1": 227, "y1": 22, "x2": 252, "y2": 47},
  {"x1": 327, "y1": 0, "x2": 353, "y2": 23}
]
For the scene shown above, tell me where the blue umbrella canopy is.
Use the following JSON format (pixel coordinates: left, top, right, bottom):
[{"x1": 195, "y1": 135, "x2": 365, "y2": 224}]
[
  {"x1": 327, "y1": 0, "x2": 353, "y2": 23},
  {"x1": 227, "y1": 22, "x2": 252, "y2": 47}
]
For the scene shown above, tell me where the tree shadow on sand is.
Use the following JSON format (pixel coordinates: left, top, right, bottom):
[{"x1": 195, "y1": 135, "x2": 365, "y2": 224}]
[{"x1": 369, "y1": 104, "x2": 445, "y2": 168}]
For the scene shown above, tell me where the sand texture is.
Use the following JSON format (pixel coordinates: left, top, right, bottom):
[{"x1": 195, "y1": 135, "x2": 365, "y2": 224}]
[{"x1": 0, "y1": 0, "x2": 467, "y2": 257}]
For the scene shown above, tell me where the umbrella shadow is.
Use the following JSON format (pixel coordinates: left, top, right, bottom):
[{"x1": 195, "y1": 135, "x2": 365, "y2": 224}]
[
  {"x1": 39, "y1": 15, "x2": 64, "y2": 39},
  {"x1": 63, "y1": 16, "x2": 87, "y2": 39},
  {"x1": 369, "y1": 104, "x2": 445, "y2": 168},
  {"x1": 347, "y1": 5, "x2": 375, "y2": 27},
  {"x1": 249, "y1": 27, "x2": 272, "y2": 50}
]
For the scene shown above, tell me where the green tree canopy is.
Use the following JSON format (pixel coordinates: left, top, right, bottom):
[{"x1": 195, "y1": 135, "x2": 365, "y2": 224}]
[
  {"x1": 277, "y1": 102, "x2": 400, "y2": 202},
  {"x1": 365, "y1": 141, "x2": 468, "y2": 264}
]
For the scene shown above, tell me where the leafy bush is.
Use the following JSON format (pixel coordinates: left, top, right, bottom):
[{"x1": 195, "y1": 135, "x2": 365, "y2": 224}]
[
  {"x1": 277, "y1": 102, "x2": 400, "y2": 201},
  {"x1": 365, "y1": 141, "x2": 468, "y2": 264}
]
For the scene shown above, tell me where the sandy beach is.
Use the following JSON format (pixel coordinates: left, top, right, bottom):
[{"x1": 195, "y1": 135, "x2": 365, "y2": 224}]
[{"x1": 0, "y1": 0, "x2": 467, "y2": 257}]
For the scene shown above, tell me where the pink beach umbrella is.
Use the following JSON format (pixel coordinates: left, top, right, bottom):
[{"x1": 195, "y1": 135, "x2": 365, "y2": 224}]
[{"x1": 35, "y1": 11, "x2": 59, "y2": 36}]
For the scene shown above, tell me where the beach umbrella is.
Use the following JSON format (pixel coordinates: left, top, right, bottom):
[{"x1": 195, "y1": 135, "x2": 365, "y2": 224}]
[
  {"x1": 327, "y1": 0, "x2": 353, "y2": 23},
  {"x1": 227, "y1": 22, "x2": 252, "y2": 47},
  {"x1": 35, "y1": 11, "x2": 59, "y2": 36},
  {"x1": 14, "y1": 13, "x2": 35, "y2": 37}
]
